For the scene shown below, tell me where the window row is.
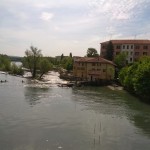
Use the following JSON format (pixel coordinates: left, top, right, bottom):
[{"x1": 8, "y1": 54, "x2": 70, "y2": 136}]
[
  {"x1": 102, "y1": 45, "x2": 149, "y2": 50},
  {"x1": 77, "y1": 63, "x2": 102, "y2": 66},
  {"x1": 119, "y1": 45, "x2": 148, "y2": 49},
  {"x1": 116, "y1": 51, "x2": 148, "y2": 56}
]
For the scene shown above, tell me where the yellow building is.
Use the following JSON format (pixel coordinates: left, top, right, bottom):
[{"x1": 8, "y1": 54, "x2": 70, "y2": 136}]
[{"x1": 73, "y1": 57, "x2": 115, "y2": 81}]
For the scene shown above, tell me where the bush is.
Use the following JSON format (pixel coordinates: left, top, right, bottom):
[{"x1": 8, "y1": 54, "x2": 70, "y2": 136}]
[{"x1": 119, "y1": 56, "x2": 150, "y2": 102}]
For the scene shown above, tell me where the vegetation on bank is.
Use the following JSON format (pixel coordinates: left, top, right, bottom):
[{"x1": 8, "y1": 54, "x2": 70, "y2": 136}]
[
  {"x1": 1, "y1": 46, "x2": 150, "y2": 103},
  {"x1": 0, "y1": 54, "x2": 23, "y2": 75},
  {"x1": 22, "y1": 46, "x2": 74, "y2": 79},
  {"x1": 118, "y1": 56, "x2": 150, "y2": 102},
  {"x1": 0, "y1": 54, "x2": 11, "y2": 71}
]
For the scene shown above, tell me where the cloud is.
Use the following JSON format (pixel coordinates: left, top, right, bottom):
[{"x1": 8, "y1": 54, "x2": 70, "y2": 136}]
[
  {"x1": 88, "y1": 0, "x2": 148, "y2": 21},
  {"x1": 40, "y1": 12, "x2": 54, "y2": 21},
  {"x1": 0, "y1": 0, "x2": 149, "y2": 57}
]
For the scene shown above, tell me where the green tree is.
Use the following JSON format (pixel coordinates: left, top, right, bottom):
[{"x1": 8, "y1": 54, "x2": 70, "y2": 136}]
[
  {"x1": 61, "y1": 54, "x2": 64, "y2": 60},
  {"x1": 114, "y1": 52, "x2": 127, "y2": 69},
  {"x1": 10, "y1": 63, "x2": 24, "y2": 75},
  {"x1": 119, "y1": 56, "x2": 150, "y2": 102},
  {"x1": 133, "y1": 57, "x2": 150, "y2": 100},
  {"x1": 0, "y1": 54, "x2": 11, "y2": 71},
  {"x1": 69, "y1": 52, "x2": 72, "y2": 58},
  {"x1": 65, "y1": 57, "x2": 73, "y2": 71},
  {"x1": 87, "y1": 48, "x2": 99, "y2": 57},
  {"x1": 39, "y1": 58, "x2": 53, "y2": 79},
  {"x1": 24, "y1": 46, "x2": 42, "y2": 78},
  {"x1": 105, "y1": 41, "x2": 114, "y2": 61}
]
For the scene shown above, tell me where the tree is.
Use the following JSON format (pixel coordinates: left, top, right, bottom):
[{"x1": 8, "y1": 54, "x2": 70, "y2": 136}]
[
  {"x1": 114, "y1": 52, "x2": 127, "y2": 78},
  {"x1": 10, "y1": 63, "x2": 24, "y2": 75},
  {"x1": 24, "y1": 46, "x2": 42, "y2": 78},
  {"x1": 105, "y1": 41, "x2": 114, "y2": 61},
  {"x1": 119, "y1": 56, "x2": 150, "y2": 102},
  {"x1": 133, "y1": 57, "x2": 150, "y2": 100},
  {"x1": 0, "y1": 54, "x2": 11, "y2": 71},
  {"x1": 114, "y1": 52, "x2": 127, "y2": 69},
  {"x1": 65, "y1": 57, "x2": 73, "y2": 71},
  {"x1": 69, "y1": 52, "x2": 72, "y2": 58},
  {"x1": 87, "y1": 48, "x2": 99, "y2": 57},
  {"x1": 39, "y1": 58, "x2": 53, "y2": 79},
  {"x1": 61, "y1": 54, "x2": 64, "y2": 60}
]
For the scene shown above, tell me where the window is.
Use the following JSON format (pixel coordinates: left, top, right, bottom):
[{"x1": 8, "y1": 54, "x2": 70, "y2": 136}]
[
  {"x1": 130, "y1": 58, "x2": 132, "y2": 61},
  {"x1": 92, "y1": 63, "x2": 95, "y2": 66},
  {"x1": 123, "y1": 45, "x2": 125, "y2": 49},
  {"x1": 135, "y1": 45, "x2": 140, "y2": 49},
  {"x1": 116, "y1": 45, "x2": 121, "y2": 49},
  {"x1": 127, "y1": 45, "x2": 129, "y2": 49},
  {"x1": 82, "y1": 63, "x2": 84, "y2": 66},
  {"x1": 103, "y1": 69, "x2": 106, "y2": 72},
  {"x1": 143, "y1": 52, "x2": 147, "y2": 55},
  {"x1": 102, "y1": 45, "x2": 105, "y2": 49},
  {"x1": 131, "y1": 45, "x2": 133, "y2": 49},
  {"x1": 135, "y1": 52, "x2": 139, "y2": 56},
  {"x1": 143, "y1": 45, "x2": 148, "y2": 49},
  {"x1": 97, "y1": 63, "x2": 101, "y2": 66}
]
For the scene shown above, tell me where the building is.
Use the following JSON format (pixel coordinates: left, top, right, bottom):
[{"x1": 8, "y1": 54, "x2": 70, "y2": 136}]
[
  {"x1": 100, "y1": 40, "x2": 150, "y2": 63},
  {"x1": 73, "y1": 57, "x2": 115, "y2": 81}
]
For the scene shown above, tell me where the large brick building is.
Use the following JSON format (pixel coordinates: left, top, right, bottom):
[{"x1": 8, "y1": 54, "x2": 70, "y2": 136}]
[{"x1": 100, "y1": 40, "x2": 150, "y2": 63}]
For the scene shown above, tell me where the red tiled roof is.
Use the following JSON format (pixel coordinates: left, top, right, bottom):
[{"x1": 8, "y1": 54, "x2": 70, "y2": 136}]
[
  {"x1": 74, "y1": 56, "x2": 115, "y2": 66},
  {"x1": 100, "y1": 39, "x2": 150, "y2": 44}
]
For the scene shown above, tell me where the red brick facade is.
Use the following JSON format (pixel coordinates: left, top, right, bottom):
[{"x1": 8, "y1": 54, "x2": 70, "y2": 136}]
[{"x1": 100, "y1": 40, "x2": 150, "y2": 63}]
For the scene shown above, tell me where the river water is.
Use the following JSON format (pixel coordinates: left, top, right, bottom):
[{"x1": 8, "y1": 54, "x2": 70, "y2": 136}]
[{"x1": 0, "y1": 72, "x2": 150, "y2": 150}]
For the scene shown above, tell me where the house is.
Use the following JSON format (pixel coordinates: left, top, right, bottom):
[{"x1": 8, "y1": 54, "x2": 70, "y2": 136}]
[
  {"x1": 73, "y1": 57, "x2": 115, "y2": 81},
  {"x1": 100, "y1": 39, "x2": 150, "y2": 63}
]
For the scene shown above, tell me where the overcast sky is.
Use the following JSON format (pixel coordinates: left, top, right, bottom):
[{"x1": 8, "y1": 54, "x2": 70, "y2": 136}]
[{"x1": 0, "y1": 0, "x2": 150, "y2": 57}]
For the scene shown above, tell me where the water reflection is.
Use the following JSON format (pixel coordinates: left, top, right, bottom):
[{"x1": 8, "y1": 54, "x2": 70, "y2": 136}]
[
  {"x1": 1, "y1": 73, "x2": 150, "y2": 150},
  {"x1": 124, "y1": 95, "x2": 150, "y2": 137},
  {"x1": 72, "y1": 86, "x2": 150, "y2": 139},
  {"x1": 24, "y1": 86, "x2": 49, "y2": 106},
  {"x1": 72, "y1": 87, "x2": 127, "y2": 116}
]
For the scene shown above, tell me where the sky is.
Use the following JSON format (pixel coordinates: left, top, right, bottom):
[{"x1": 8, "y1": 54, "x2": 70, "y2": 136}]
[{"x1": 0, "y1": 0, "x2": 150, "y2": 57}]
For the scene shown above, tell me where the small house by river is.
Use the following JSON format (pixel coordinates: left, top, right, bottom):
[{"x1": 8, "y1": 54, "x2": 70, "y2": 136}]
[{"x1": 73, "y1": 57, "x2": 115, "y2": 82}]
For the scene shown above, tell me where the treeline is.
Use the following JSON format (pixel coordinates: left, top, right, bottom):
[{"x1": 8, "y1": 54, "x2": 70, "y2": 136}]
[
  {"x1": 118, "y1": 56, "x2": 150, "y2": 102},
  {"x1": 0, "y1": 46, "x2": 74, "y2": 78},
  {"x1": 0, "y1": 54, "x2": 23, "y2": 75},
  {"x1": 44, "y1": 54, "x2": 73, "y2": 71},
  {"x1": 9, "y1": 56, "x2": 23, "y2": 62},
  {"x1": 22, "y1": 46, "x2": 73, "y2": 79}
]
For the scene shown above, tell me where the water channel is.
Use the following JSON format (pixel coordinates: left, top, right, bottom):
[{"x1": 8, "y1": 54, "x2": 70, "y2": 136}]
[{"x1": 0, "y1": 72, "x2": 150, "y2": 150}]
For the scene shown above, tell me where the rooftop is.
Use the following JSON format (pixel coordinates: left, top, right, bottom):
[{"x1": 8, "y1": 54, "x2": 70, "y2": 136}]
[
  {"x1": 100, "y1": 39, "x2": 150, "y2": 44},
  {"x1": 74, "y1": 56, "x2": 115, "y2": 66}
]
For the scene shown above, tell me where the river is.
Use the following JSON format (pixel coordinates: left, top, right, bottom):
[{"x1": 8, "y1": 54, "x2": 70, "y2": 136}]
[{"x1": 0, "y1": 72, "x2": 150, "y2": 150}]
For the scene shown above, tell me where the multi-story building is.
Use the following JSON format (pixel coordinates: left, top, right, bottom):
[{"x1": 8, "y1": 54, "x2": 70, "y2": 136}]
[
  {"x1": 100, "y1": 40, "x2": 150, "y2": 63},
  {"x1": 73, "y1": 57, "x2": 115, "y2": 81}
]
